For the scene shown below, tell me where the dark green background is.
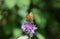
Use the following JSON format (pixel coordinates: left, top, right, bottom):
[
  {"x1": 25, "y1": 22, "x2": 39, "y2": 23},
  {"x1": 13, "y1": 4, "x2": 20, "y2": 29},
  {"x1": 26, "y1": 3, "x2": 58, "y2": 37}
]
[{"x1": 0, "y1": 0, "x2": 60, "y2": 39}]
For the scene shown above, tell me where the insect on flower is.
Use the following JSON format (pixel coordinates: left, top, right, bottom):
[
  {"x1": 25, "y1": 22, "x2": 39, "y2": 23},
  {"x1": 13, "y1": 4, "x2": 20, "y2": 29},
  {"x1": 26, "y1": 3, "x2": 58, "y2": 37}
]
[
  {"x1": 25, "y1": 12, "x2": 34, "y2": 23},
  {"x1": 21, "y1": 23, "x2": 37, "y2": 37},
  {"x1": 21, "y1": 12, "x2": 37, "y2": 37}
]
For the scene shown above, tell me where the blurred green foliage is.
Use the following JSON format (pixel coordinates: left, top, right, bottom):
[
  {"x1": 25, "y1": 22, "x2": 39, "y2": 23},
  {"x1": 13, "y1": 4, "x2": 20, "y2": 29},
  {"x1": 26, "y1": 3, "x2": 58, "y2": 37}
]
[{"x1": 0, "y1": 0, "x2": 60, "y2": 39}]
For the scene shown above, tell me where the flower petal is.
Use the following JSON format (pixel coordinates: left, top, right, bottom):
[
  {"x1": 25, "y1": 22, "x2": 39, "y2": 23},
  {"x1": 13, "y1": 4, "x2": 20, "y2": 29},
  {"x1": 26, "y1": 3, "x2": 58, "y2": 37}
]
[{"x1": 21, "y1": 23, "x2": 26, "y2": 31}]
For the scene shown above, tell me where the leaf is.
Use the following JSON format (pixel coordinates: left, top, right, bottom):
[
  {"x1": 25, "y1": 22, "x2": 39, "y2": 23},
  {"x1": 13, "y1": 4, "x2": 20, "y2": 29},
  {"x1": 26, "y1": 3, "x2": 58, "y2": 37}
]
[
  {"x1": 5, "y1": 0, "x2": 16, "y2": 9},
  {"x1": 31, "y1": 8, "x2": 46, "y2": 29},
  {"x1": 32, "y1": 0, "x2": 41, "y2": 5},
  {"x1": 16, "y1": 0, "x2": 30, "y2": 8},
  {"x1": 52, "y1": 1, "x2": 60, "y2": 8},
  {"x1": 36, "y1": 32, "x2": 46, "y2": 39},
  {"x1": 0, "y1": 15, "x2": 3, "y2": 20},
  {"x1": 13, "y1": 28, "x2": 22, "y2": 39},
  {"x1": 18, "y1": 9, "x2": 28, "y2": 18}
]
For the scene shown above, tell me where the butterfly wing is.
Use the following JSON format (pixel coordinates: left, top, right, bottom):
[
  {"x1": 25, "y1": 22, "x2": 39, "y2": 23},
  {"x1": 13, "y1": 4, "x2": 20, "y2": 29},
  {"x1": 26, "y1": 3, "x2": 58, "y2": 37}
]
[{"x1": 25, "y1": 12, "x2": 34, "y2": 23}]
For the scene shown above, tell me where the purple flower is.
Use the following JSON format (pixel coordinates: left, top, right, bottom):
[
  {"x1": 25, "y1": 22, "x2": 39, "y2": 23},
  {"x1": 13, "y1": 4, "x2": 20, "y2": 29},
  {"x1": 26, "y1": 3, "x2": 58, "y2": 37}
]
[{"x1": 21, "y1": 22, "x2": 37, "y2": 37}]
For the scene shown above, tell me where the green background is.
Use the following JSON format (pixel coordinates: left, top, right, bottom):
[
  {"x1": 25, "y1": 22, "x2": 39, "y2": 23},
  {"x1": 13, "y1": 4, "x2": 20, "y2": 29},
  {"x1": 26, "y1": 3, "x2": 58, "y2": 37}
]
[{"x1": 0, "y1": 0, "x2": 60, "y2": 39}]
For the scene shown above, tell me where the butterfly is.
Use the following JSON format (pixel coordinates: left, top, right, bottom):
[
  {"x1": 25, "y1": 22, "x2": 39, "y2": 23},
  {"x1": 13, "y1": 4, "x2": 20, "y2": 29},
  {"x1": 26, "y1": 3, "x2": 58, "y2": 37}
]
[{"x1": 25, "y1": 12, "x2": 34, "y2": 23}]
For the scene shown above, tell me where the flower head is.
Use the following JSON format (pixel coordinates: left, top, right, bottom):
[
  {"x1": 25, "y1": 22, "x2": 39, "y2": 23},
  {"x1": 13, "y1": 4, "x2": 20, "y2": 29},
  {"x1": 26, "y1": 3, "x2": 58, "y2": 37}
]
[
  {"x1": 21, "y1": 22, "x2": 37, "y2": 37},
  {"x1": 21, "y1": 12, "x2": 37, "y2": 37}
]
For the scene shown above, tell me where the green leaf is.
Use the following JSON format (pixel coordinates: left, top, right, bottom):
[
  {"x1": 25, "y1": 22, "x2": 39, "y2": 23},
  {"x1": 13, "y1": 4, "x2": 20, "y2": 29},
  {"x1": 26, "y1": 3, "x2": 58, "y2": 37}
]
[
  {"x1": 32, "y1": 0, "x2": 41, "y2": 5},
  {"x1": 3, "y1": 24, "x2": 12, "y2": 36},
  {"x1": 5, "y1": 0, "x2": 16, "y2": 9},
  {"x1": 36, "y1": 32, "x2": 46, "y2": 39},
  {"x1": 13, "y1": 28, "x2": 22, "y2": 39},
  {"x1": 52, "y1": 1, "x2": 60, "y2": 8},
  {"x1": 0, "y1": 15, "x2": 3, "y2": 20},
  {"x1": 31, "y1": 8, "x2": 40, "y2": 14},
  {"x1": 18, "y1": 9, "x2": 28, "y2": 18},
  {"x1": 16, "y1": 0, "x2": 30, "y2": 8},
  {"x1": 31, "y1": 8, "x2": 46, "y2": 29}
]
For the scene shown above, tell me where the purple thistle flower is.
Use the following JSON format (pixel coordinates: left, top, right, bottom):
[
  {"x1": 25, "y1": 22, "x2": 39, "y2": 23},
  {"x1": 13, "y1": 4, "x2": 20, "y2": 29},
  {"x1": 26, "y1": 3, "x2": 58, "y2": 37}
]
[{"x1": 21, "y1": 22, "x2": 37, "y2": 37}]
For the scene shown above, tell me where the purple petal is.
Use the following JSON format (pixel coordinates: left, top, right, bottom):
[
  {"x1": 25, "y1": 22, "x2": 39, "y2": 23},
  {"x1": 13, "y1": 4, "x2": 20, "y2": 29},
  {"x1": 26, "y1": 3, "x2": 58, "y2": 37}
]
[
  {"x1": 31, "y1": 30, "x2": 35, "y2": 34},
  {"x1": 33, "y1": 26, "x2": 37, "y2": 30},
  {"x1": 21, "y1": 23, "x2": 26, "y2": 31},
  {"x1": 21, "y1": 22, "x2": 37, "y2": 37}
]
